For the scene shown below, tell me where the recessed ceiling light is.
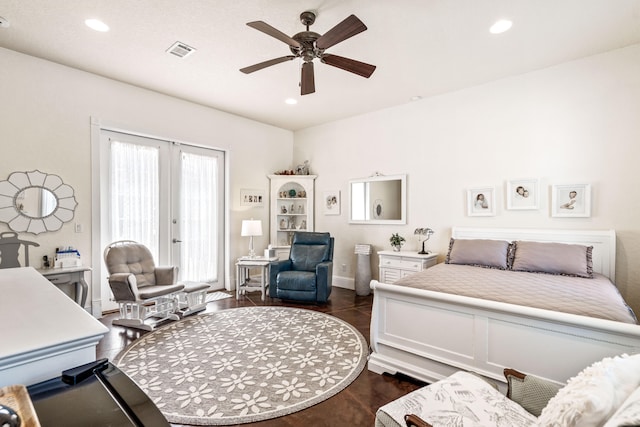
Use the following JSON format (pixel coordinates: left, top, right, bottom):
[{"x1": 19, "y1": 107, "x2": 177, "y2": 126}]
[
  {"x1": 285, "y1": 98, "x2": 298, "y2": 105},
  {"x1": 85, "y1": 18, "x2": 109, "y2": 32},
  {"x1": 410, "y1": 96, "x2": 422, "y2": 102},
  {"x1": 489, "y1": 19, "x2": 512, "y2": 34}
]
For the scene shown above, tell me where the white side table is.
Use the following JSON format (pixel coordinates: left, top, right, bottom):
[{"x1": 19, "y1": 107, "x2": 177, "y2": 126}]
[
  {"x1": 38, "y1": 266, "x2": 91, "y2": 307},
  {"x1": 235, "y1": 257, "x2": 278, "y2": 301},
  {"x1": 378, "y1": 251, "x2": 438, "y2": 284}
]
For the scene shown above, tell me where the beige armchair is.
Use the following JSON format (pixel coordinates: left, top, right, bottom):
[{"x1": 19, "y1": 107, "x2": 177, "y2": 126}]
[{"x1": 104, "y1": 240, "x2": 208, "y2": 331}]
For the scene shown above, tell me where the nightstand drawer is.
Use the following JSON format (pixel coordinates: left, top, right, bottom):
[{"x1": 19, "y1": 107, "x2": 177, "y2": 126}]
[
  {"x1": 380, "y1": 258, "x2": 422, "y2": 271},
  {"x1": 46, "y1": 274, "x2": 72, "y2": 284}
]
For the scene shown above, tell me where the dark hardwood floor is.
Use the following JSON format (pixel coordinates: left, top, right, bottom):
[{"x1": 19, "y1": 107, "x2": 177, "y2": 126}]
[{"x1": 97, "y1": 287, "x2": 424, "y2": 426}]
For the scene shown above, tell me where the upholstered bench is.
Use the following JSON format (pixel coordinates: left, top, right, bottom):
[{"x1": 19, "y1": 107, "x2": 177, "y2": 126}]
[{"x1": 376, "y1": 354, "x2": 640, "y2": 427}]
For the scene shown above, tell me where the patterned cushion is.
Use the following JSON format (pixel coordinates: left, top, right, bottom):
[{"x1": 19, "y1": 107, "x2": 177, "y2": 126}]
[
  {"x1": 375, "y1": 371, "x2": 537, "y2": 427},
  {"x1": 538, "y1": 354, "x2": 640, "y2": 426}
]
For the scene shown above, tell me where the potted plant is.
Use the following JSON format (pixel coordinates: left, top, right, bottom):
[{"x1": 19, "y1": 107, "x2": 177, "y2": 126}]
[{"x1": 389, "y1": 233, "x2": 406, "y2": 251}]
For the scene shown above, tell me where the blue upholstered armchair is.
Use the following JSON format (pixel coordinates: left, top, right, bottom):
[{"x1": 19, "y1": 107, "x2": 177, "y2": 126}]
[{"x1": 269, "y1": 232, "x2": 334, "y2": 303}]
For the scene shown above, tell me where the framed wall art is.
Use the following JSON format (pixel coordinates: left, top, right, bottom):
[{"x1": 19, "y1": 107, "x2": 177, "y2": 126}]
[
  {"x1": 467, "y1": 187, "x2": 495, "y2": 217},
  {"x1": 551, "y1": 184, "x2": 591, "y2": 217},
  {"x1": 506, "y1": 178, "x2": 539, "y2": 210},
  {"x1": 240, "y1": 189, "x2": 265, "y2": 207},
  {"x1": 323, "y1": 190, "x2": 340, "y2": 215}
]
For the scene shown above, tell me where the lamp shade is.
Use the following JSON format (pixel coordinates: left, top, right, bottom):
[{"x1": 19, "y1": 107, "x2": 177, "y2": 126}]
[{"x1": 241, "y1": 219, "x2": 262, "y2": 237}]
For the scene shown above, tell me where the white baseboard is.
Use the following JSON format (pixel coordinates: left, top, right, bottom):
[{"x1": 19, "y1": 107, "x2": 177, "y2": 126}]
[
  {"x1": 332, "y1": 275, "x2": 355, "y2": 290},
  {"x1": 91, "y1": 299, "x2": 103, "y2": 318}
]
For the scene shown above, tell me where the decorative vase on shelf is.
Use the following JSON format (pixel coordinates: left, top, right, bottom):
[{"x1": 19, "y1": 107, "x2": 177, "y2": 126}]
[{"x1": 392, "y1": 245, "x2": 402, "y2": 252}]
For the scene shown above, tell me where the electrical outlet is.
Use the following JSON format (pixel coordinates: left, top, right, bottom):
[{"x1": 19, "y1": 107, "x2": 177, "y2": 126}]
[
  {"x1": 341, "y1": 263, "x2": 347, "y2": 273},
  {"x1": 74, "y1": 223, "x2": 83, "y2": 233}
]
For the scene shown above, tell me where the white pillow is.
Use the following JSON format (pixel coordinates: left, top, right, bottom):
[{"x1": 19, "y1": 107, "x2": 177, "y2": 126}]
[
  {"x1": 538, "y1": 354, "x2": 640, "y2": 427},
  {"x1": 603, "y1": 386, "x2": 640, "y2": 427}
]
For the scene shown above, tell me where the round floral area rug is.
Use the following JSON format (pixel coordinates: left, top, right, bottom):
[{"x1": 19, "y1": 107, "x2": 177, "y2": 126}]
[{"x1": 113, "y1": 306, "x2": 368, "y2": 425}]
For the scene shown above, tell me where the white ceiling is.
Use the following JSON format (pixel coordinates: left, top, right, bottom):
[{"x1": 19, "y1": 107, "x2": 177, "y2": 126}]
[{"x1": 1, "y1": 0, "x2": 640, "y2": 131}]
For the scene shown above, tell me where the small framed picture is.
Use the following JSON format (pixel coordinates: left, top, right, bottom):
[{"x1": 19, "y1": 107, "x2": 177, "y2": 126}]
[
  {"x1": 506, "y1": 178, "x2": 539, "y2": 210},
  {"x1": 467, "y1": 187, "x2": 495, "y2": 216},
  {"x1": 551, "y1": 184, "x2": 591, "y2": 217},
  {"x1": 240, "y1": 189, "x2": 265, "y2": 207},
  {"x1": 323, "y1": 191, "x2": 340, "y2": 215}
]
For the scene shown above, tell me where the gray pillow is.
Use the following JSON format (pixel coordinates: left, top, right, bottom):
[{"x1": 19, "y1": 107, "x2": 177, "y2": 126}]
[
  {"x1": 511, "y1": 240, "x2": 593, "y2": 278},
  {"x1": 445, "y1": 238, "x2": 510, "y2": 269}
]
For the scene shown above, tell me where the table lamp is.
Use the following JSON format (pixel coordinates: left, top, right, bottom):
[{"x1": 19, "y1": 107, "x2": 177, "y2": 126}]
[
  {"x1": 414, "y1": 227, "x2": 434, "y2": 254},
  {"x1": 241, "y1": 219, "x2": 262, "y2": 258}
]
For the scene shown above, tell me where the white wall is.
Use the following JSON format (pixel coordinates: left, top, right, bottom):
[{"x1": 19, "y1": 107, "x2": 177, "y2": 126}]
[
  {"x1": 0, "y1": 47, "x2": 293, "y2": 309},
  {"x1": 3, "y1": 43, "x2": 640, "y2": 315},
  {"x1": 294, "y1": 43, "x2": 640, "y2": 314}
]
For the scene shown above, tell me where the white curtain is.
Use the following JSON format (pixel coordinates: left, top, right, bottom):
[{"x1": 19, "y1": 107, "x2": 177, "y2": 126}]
[
  {"x1": 110, "y1": 140, "x2": 160, "y2": 259},
  {"x1": 180, "y1": 151, "x2": 218, "y2": 282}
]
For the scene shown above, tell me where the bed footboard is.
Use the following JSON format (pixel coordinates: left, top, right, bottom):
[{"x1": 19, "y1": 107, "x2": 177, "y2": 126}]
[{"x1": 369, "y1": 280, "x2": 640, "y2": 389}]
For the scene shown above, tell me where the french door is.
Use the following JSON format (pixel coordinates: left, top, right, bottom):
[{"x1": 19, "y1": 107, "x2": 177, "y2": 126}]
[{"x1": 100, "y1": 130, "x2": 224, "y2": 310}]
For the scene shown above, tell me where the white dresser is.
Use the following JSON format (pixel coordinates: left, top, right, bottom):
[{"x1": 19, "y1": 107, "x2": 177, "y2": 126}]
[{"x1": 378, "y1": 251, "x2": 438, "y2": 284}]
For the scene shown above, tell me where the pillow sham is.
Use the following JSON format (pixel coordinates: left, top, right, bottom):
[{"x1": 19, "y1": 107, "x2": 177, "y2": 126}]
[
  {"x1": 445, "y1": 238, "x2": 510, "y2": 269},
  {"x1": 537, "y1": 353, "x2": 640, "y2": 427},
  {"x1": 510, "y1": 240, "x2": 593, "y2": 278}
]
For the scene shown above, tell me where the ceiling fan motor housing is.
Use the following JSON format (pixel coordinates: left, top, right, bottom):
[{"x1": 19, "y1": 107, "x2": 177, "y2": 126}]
[{"x1": 290, "y1": 31, "x2": 322, "y2": 61}]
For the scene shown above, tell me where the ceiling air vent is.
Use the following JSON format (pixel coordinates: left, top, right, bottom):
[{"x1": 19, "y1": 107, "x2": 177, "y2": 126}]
[{"x1": 166, "y1": 41, "x2": 196, "y2": 58}]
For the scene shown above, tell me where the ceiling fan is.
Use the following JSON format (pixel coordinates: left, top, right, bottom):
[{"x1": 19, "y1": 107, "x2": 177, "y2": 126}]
[{"x1": 240, "y1": 11, "x2": 376, "y2": 95}]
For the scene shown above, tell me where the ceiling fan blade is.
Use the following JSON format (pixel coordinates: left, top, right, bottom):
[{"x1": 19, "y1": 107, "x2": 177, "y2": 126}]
[
  {"x1": 316, "y1": 15, "x2": 367, "y2": 50},
  {"x1": 246, "y1": 21, "x2": 301, "y2": 48},
  {"x1": 321, "y1": 54, "x2": 376, "y2": 78},
  {"x1": 240, "y1": 55, "x2": 296, "y2": 74},
  {"x1": 301, "y1": 62, "x2": 315, "y2": 95}
]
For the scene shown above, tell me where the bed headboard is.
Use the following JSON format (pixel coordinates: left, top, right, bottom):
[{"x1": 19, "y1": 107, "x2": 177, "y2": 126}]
[{"x1": 451, "y1": 227, "x2": 616, "y2": 281}]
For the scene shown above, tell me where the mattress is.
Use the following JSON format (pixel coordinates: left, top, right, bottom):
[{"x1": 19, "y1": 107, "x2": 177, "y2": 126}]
[{"x1": 394, "y1": 263, "x2": 637, "y2": 324}]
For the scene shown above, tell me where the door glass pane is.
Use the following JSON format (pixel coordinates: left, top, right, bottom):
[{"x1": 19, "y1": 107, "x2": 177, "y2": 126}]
[
  {"x1": 180, "y1": 151, "x2": 218, "y2": 282},
  {"x1": 110, "y1": 141, "x2": 160, "y2": 259}
]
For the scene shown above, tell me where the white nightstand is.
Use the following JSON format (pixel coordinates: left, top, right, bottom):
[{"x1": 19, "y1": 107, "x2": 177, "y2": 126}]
[{"x1": 378, "y1": 251, "x2": 438, "y2": 284}]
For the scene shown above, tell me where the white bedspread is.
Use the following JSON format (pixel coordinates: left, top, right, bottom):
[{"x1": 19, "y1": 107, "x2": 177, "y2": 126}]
[{"x1": 394, "y1": 264, "x2": 637, "y2": 324}]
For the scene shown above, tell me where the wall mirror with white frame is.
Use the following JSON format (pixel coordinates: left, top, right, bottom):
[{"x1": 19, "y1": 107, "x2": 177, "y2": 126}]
[
  {"x1": 349, "y1": 174, "x2": 406, "y2": 224},
  {"x1": 0, "y1": 170, "x2": 77, "y2": 234}
]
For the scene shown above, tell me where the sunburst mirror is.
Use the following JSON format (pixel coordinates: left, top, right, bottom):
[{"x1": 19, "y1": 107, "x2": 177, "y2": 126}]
[{"x1": 0, "y1": 170, "x2": 77, "y2": 234}]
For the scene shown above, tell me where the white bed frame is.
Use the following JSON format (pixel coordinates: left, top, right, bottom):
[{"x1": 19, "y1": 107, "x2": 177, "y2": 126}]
[{"x1": 369, "y1": 227, "x2": 640, "y2": 390}]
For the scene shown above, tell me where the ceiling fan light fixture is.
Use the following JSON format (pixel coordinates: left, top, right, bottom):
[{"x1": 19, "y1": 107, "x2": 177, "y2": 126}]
[
  {"x1": 85, "y1": 18, "x2": 109, "y2": 32},
  {"x1": 489, "y1": 19, "x2": 512, "y2": 34}
]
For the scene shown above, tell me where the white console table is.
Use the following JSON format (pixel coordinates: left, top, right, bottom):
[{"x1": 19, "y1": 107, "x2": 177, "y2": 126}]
[
  {"x1": 378, "y1": 251, "x2": 438, "y2": 284},
  {"x1": 0, "y1": 267, "x2": 108, "y2": 387},
  {"x1": 37, "y1": 266, "x2": 90, "y2": 307}
]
